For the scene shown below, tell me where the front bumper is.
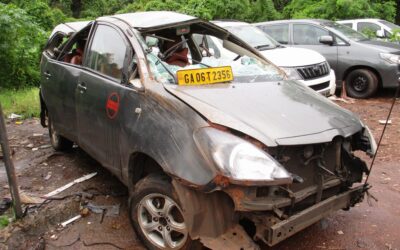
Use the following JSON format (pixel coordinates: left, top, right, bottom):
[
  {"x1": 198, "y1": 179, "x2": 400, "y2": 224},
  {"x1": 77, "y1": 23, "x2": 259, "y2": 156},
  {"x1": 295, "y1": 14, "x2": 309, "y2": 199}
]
[{"x1": 252, "y1": 185, "x2": 365, "y2": 246}]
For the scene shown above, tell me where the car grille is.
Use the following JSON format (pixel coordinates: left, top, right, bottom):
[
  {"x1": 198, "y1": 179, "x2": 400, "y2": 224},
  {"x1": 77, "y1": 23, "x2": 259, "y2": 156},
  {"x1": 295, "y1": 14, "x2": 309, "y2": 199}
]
[
  {"x1": 309, "y1": 81, "x2": 330, "y2": 91},
  {"x1": 297, "y1": 62, "x2": 330, "y2": 80}
]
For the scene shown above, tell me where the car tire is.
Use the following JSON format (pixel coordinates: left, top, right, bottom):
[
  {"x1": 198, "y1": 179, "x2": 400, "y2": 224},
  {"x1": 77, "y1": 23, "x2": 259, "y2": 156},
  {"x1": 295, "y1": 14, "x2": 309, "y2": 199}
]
[
  {"x1": 345, "y1": 69, "x2": 378, "y2": 98},
  {"x1": 48, "y1": 116, "x2": 73, "y2": 151},
  {"x1": 129, "y1": 174, "x2": 201, "y2": 250}
]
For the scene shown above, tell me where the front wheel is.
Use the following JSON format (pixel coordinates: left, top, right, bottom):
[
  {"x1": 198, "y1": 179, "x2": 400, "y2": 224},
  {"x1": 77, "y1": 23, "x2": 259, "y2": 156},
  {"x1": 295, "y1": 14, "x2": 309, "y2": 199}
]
[
  {"x1": 129, "y1": 174, "x2": 200, "y2": 250},
  {"x1": 345, "y1": 69, "x2": 378, "y2": 99}
]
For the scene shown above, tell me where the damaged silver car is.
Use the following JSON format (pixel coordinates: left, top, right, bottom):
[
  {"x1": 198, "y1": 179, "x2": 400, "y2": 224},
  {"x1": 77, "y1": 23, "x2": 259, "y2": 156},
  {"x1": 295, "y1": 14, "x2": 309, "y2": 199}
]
[{"x1": 40, "y1": 11, "x2": 376, "y2": 249}]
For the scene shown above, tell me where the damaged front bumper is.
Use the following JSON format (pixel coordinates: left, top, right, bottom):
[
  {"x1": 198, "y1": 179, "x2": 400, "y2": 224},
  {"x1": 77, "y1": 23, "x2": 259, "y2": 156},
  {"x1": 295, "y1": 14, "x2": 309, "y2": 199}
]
[{"x1": 250, "y1": 185, "x2": 365, "y2": 246}]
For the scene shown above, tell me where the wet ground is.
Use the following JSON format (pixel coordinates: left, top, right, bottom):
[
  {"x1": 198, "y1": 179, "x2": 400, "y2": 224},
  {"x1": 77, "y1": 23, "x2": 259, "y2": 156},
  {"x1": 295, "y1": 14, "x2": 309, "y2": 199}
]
[{"x1": 0, "y1": 89, "x2": 399, "y2": 250}]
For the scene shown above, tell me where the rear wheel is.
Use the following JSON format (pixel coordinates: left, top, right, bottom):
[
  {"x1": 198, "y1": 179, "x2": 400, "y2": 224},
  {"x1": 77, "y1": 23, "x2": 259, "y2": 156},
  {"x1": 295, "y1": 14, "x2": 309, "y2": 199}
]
[
  {"x1": 129, "y1": 174, "x2": 200, "y2": 250},
  {"x1": 48, "y1": 116, "x2": 73, "y2": 151},
  {"x1": 345, "y1": 69, "x2": 378, "y2": 98}
]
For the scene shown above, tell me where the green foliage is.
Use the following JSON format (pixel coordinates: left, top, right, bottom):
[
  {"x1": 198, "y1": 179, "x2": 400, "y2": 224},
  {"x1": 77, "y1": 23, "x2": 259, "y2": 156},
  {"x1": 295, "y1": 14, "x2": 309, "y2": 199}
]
[
  {"x1": 0, "y1": 215, "x2": 9, "y2": 228},
  {"x1": 284, "y1": 0, "x2": 396, "y2": 21},
  {"x1": 0, "y1": 4, "x2": 47, "y2": 89},
  {"x1": 0, "y1": 87, "x2": 40, "y2": 118}
]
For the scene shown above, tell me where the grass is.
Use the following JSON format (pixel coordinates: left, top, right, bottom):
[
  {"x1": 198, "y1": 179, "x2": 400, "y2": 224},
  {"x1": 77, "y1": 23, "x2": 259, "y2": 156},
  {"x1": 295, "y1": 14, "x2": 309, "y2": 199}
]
[{"x1": 0, "y1": 87, "x2": 40, "y2": 118}]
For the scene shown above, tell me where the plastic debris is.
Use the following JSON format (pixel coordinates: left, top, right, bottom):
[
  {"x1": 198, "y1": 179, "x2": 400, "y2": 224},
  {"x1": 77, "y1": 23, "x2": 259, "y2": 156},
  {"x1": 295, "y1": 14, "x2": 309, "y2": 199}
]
[
  {"x1": 8, "y1": 113, "x2": 22, "y2": 120},
  {"x1": 337, "y1": 230, "x2": 344, "y2": 235},
  {"x1": 85, "y1": 203, "x2": 120, "y2": 217},
  {"x1": 379, "y1": 120, "x2": 392, "y2": 125},
  {"x1": 43, "y1": 172, "x2": 97, "y2": 198},
  {"x1": 60, "y1": 215, "x2": 82, "y2": 227}
]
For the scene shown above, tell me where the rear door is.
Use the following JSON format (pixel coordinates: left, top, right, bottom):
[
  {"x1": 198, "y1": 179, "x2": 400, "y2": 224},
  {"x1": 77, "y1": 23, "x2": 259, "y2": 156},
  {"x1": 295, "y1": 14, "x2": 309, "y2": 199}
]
[{"x1": 76, "y1": 23, "x2": 134, "y2": 174}]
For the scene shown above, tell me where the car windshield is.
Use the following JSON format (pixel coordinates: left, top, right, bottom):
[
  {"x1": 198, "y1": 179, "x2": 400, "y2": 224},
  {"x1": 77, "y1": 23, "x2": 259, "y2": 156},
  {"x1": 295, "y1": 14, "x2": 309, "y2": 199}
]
[
  {"x1": 378, "y1": 20, "x2": 400, "y2": 31},
  {"x1": 137, "y1": 23, "x2": 284, "y2": 85},
  {"x1": 324, "y1": 22, "x2": 369, "y2": 42},
  {"x1": 220, "y1": 24, "x2": 279, "y2": 50}
]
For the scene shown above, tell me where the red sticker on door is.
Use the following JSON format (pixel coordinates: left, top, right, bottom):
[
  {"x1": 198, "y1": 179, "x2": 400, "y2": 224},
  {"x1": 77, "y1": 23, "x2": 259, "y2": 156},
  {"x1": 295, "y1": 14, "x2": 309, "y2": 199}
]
[{"x1": 106, "y1": 92, "x2": 120, "y2": 119}]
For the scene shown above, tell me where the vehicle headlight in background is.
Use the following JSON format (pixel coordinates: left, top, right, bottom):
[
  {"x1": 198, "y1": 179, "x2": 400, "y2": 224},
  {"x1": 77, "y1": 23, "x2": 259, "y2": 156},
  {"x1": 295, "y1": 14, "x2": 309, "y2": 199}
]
[
  {"x1": 380, "y1": 53, "x2": 400, "y2": 64},
  {"x1": 194, "y1": 127, "x2": 292, "y2": 185},
  {"x1": 281, "y1": 67, "x2": 303, "y2": 80}
]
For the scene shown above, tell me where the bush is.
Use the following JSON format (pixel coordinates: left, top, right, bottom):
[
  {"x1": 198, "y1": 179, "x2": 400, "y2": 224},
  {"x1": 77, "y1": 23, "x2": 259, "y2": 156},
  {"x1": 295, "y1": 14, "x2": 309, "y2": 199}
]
[{"x1": 0, "y1": 4, "x2": 47, "y2": 89}]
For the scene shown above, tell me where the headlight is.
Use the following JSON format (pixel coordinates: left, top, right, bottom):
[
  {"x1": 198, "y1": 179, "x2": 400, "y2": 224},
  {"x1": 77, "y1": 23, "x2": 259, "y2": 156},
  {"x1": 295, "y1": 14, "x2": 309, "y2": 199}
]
[
  {"x1": 380, "y1": 53, "x2": 400, "y2": 64},
  {"x1": 281, "y1": 67, "x2": 303, "y2": 80},
  {"x1": 194, "y1": 127, "x2": 292, "y2": 185}
]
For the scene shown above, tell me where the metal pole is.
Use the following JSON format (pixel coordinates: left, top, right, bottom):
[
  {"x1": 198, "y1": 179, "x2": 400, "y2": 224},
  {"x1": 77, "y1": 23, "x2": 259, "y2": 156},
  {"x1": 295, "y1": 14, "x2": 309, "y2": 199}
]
[{"x1": 0, "y1": 103, "x2": 23, "y2": 218}]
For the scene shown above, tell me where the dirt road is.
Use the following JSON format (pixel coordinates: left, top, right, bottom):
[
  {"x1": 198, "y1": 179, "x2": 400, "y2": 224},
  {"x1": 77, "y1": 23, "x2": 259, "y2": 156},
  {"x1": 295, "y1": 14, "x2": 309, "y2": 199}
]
[{"x1": 0, "y1": 91, "x2": 399, "y2": 249}]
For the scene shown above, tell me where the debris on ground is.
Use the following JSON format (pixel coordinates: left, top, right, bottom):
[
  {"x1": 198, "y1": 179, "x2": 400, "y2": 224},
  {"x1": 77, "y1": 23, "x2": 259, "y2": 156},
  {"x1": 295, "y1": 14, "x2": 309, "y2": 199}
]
[
  {"x1": 43, "y1": 172, "x2": 97, "y2": 198},
  {"x1": 85, "y1": 203, "x2": 120, "y2": 217},
  {"x1": 337, "y1": 230, "x2": 344, "y2": 235},
  {"x1": 0, "y1": 198, "x2": 11, "y2": 215},
  {"x1": 379, "y1": 119, "x2": 392, "y2": 125},
  {"x1": 60, "y1": 215, "x2": 82, "y2": 228},
  {"x1": 7, "y1": 114, "x2": 22, "y2": 120}
]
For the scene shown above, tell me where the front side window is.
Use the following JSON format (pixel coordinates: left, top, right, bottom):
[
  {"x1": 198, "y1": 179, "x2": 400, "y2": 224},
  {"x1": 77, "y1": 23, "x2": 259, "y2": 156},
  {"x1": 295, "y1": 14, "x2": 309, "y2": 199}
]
[
  {"x1": 357, "y1": 22, "x2": 380, "y2": 33},
  {"x1": 86, "y1": 25, "x2": 127, "y2": 81},
  {"x1": 293, "y1": 24, "x2": 329, "y2": 45},
  {"x1": 259, "y1": 24, "x2": 289, "y2": 44}
]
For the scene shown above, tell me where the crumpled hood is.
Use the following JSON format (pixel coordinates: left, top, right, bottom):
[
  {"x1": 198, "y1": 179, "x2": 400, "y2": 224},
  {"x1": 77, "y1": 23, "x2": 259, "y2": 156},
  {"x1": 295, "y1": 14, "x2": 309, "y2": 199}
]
[
  {"x1": 260, "y1": 47, "x2": 326, "y2": 67},
  {"x1": 164, "y1": 80, "x2": 362, "y2": 146}
]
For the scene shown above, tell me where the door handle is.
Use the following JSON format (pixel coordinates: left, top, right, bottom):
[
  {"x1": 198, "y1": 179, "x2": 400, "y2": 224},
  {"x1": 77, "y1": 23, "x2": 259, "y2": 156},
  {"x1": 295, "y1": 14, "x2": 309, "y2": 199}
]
[
  {"x1": 44, "y1": 71, "x2": 51, "y2": 78},
  {"x1": 77, "y1": 82, "x2": 87, "y2": 92}
]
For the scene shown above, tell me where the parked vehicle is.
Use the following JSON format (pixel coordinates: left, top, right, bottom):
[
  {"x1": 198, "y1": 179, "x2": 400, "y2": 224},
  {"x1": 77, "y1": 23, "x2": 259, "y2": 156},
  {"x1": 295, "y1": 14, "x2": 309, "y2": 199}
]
[
  {"x1": 256, "y1": 19, "x2": 400, "y2": 98},
  {"x1": 198, "y1": 21, "x2": 336, "y2": 96},
  {"x1": 41, "y1": 12, "x2": 376, "y2": 249},
  {"x1": 338, "y1": 19, "x2": 400, "y2": 40}
]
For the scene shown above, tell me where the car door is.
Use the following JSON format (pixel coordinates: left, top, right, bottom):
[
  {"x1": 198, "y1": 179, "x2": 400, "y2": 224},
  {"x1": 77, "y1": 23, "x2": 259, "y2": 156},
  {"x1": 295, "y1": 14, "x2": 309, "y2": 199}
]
[
  {"x1": 291, "y1": 23, "x2": 338, "y2": 73},
  {"x1": 76, "y1": 23, "x2": 135, "y2": 174}
]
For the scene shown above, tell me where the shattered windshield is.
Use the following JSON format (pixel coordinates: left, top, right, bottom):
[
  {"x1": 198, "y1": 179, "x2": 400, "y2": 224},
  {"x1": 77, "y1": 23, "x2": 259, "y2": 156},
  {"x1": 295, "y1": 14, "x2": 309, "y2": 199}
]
[{"x1": 138, "y1": 22, "x2": 284, "y2": 85}]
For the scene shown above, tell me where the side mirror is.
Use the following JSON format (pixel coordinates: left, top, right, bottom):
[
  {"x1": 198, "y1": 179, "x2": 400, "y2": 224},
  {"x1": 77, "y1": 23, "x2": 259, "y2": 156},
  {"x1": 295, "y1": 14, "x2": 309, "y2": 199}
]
[
  {"x1": 376, "y1": 30, "x2": 385, "y2": 38},
  {"x1": 319, "y1": 35, "x2": 334, "y2": 45}
]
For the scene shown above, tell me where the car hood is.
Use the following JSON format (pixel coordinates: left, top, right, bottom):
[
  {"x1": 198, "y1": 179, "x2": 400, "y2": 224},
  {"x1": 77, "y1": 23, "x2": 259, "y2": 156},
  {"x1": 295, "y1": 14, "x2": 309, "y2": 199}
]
[
  {"x1": 164, "y1": 80, "x2": 362, "y2": 147},
  {"x1": 260, "y1": 47, "x2": 326, "y2": 67},
  {"x1": 358, "y1": 39, "x2": 400, "y2": 52}
]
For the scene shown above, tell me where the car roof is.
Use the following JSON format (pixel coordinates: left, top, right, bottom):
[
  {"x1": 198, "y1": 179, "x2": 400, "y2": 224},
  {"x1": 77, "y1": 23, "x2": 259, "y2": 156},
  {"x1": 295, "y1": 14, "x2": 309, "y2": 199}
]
[
  {"x1": 255, "y1": 19, "x2": 332, "y2": 26},
  {"x1": 101, "y1": 11, "x2": 199, "y2": 29},
  {"x1": 212, "y1": 20, "x2": 250, "y2": 27},
  {"x1": 337, "y1": 18, "x2": 381, "y2": 23},
  {"x1": 50, "y1": 20, "x2": 91, "y2": 36}
]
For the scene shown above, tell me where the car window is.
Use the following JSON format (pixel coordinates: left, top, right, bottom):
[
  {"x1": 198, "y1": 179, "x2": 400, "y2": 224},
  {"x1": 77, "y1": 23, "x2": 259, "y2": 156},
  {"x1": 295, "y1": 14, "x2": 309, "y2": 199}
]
[
  {"x1": 293, "y1": 24, "x2": 329, "y2": 45},
  {"x1": 341, "y1": 23, "x2": 353, "y2": 28},
  {"x1": 378, "y1": 20, "x2": 400, "y2": 30},
  {"x1": 258, "y1": 24, "x2": 289, "y2": 44},
  {"x1": 45, "y1": 33, "x2": 69, "y2": 59},
  {"x1": 86, "y1": 25, "x2": 127, "y2": 81},
  {"x1": 222, "y1": 25, "x2": 278, "y2": 49},
  {"x1": 192, "y1": 34, "x2": 221, "y2": 58},
  {"x1": 357, "y1": 22, "x2": 380, "y2": 33}
]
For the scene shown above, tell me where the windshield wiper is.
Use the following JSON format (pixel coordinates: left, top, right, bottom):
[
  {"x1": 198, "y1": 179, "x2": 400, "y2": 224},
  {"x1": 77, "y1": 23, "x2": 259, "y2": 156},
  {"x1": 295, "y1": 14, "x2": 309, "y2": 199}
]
[{"x1": 254, "y1": 44, "x2": 271, "y2": 50}]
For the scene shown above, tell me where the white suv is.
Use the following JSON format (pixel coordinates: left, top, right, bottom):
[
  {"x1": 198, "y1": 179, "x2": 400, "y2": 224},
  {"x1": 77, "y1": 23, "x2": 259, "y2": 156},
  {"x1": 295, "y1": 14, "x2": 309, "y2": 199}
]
[
  {"x1": 338, "y1": 19, "x2": 400, "y2": 39},
  {"x1": 199, "y1": 21, "x2": 336, "y2": 96}
]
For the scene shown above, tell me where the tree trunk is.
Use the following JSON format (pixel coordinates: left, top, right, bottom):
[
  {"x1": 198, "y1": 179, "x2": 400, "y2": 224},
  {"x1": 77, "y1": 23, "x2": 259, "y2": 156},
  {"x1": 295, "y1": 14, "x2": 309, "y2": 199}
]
[
  {"x1": 396, "y1": 0, "x2": 400, "y2": 25},
  {"x1": 71, "y1": 0, "x2": 82, "y2": 18}
]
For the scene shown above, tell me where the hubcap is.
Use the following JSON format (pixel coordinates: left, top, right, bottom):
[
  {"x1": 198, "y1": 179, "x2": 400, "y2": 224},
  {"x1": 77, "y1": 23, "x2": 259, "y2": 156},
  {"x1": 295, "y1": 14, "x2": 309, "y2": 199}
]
[
  {"x1": 137, "y1": 193, "x2": 188, "y2": 249},
  {"x1": 353, "y1": 75, "x2": 368, "y2": 92}
]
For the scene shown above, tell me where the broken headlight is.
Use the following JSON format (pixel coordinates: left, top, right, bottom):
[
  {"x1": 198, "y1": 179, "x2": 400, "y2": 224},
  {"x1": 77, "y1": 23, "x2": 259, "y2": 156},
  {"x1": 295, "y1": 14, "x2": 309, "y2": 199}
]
[{"x1": 194, "y1": 127, "x2": 292, "y2": 185}]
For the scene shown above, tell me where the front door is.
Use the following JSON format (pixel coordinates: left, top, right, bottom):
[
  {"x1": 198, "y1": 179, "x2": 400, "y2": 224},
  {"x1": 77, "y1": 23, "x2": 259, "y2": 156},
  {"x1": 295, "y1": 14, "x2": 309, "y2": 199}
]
[
  {"x1": 76, "y1": 24, "x2": 134, "y2": 175},
  {"x1": 291, "y1": 23, "x2": 339, "y2": 75}
]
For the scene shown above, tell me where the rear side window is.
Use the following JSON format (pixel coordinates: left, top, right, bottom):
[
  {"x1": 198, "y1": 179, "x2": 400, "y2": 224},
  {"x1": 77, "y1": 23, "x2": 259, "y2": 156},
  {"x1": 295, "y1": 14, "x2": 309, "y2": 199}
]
[
  {"x1": 357, "y1": 22, "x2": 380, "y2": 33},
  {"x1": 293, "y1": 24, "x2": 329, "y2": 45},
  {"x1": 86, "y1": 25, "x2": 127, "y2": 81},
  {"x1": 259, "y1": 24, "x2": 289, "y2": 44},
  {"x1": 341, "y1": 23, "x2": 353, "y2": 28}
]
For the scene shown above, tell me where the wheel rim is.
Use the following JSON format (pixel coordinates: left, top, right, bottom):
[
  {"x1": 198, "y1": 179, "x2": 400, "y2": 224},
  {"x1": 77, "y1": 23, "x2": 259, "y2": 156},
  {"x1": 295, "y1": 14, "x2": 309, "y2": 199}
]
[
  {"x1": 49, "y1": 120, "x2": 59, "y2": 146},
  {"x1": 352, "y1": 75, "x2": 368, "y2": 92},
  {"x1": 137, "y1": 193, "x2": 188, "y2": 249}
]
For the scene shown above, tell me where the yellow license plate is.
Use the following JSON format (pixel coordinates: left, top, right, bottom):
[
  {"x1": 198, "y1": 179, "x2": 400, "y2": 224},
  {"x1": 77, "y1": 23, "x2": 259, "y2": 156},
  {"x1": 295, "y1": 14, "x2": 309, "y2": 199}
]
[{"x1": 177, "y1": 66, "x2": 234, "y2": 86}]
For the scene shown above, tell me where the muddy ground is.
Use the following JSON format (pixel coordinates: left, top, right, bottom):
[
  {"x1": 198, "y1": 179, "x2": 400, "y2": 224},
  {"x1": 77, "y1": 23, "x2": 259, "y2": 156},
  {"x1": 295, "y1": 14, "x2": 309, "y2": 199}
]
[{"x1": 0, "y1": 90, "x2": 399, "y2": 250}]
